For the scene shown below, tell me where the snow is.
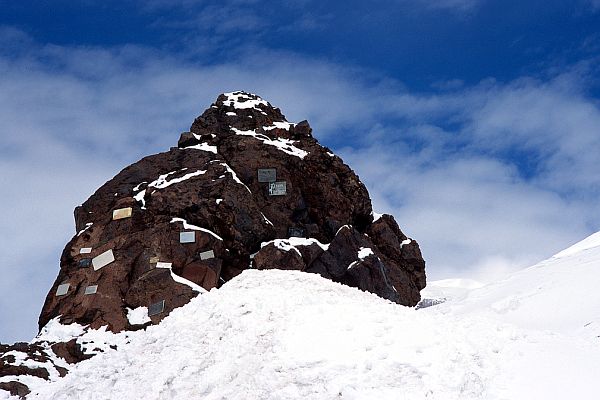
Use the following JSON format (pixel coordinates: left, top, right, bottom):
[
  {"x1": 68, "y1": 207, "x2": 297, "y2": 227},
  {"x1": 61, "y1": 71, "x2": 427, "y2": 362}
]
[
  {"x1": 263, "y1": 121, "x2": 294, "y2": 131},
  {"x1": 372, "y1": 211, "x2": 383, "y2": 222},
  {"x1": 133, "y1": 189, "x2": 146, "y2": 209},
  {"x1": 127, "y1": 307, "x2": 151, "y2": 325},
  {"x1": 15, "y1": 231, "x2": 600, "y2": 399},
  {"x1": 219, "y1": 162, "x2": 252, "y2": 193},
  {"x1": 76, "y1": 222, "x2": 93, "y2": 237},
  {"x1": 222, "y1": 91, "x2": 270, "y2": 110},
  {"x1": 216, "y1": 198, "x2": 223, "y2": 204},
  {"x1": 401, "y1": 238, "x2": 412, "y2": 246},
  {"x1": 261, "y1": 237, "x2": 330, "y2": 256},
  {"x1": 181, "y1": 142, "x2": 218, "y2": 154},
  {"x1": 230, "y1": 127, "x2": 308, "y2": 159},
  {"x1": 357, "y1": 246, "x2": 374, "y2": 259},
  {"x1": 551, "y1": 231, "x2": 600, "y2": 259},
  {"x1": 148, "y1": 168, "x2": 207, "y2": 189},
  {"x1": 170, "y1": 217, "x2": 223, "y2": 241}
]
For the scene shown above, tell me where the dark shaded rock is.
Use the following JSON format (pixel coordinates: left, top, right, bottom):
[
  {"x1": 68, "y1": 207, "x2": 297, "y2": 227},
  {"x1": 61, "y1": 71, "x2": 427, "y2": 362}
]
[
  {"x1": 38, "y1": 90, "x2": 426, "y2": 336},
  {"x1": 50, "y1": 339, "x2": 93, "y2": 365},
  {"x1": 0, "y1": 381, "x2": 30, "y2": 399}
]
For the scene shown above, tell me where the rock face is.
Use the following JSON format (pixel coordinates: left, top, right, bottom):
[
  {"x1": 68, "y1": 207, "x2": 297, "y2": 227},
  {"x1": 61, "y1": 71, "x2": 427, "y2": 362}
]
[{"x1": 37, "y1": 91, "x2": 427, "y2": 334}]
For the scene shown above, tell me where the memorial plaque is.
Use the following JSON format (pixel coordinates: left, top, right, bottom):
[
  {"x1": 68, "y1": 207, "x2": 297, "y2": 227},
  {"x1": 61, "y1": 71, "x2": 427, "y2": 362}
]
[
  {"x1": 79, "y1": 247, "x2": 92, "y2": 254},
  {"x1": 180, "y1": 231, "x2": 196, "y2": 244},
  {"x1": 112, "y1": 207, "x2": 133, "y2": 220},
  {"x1": 56, "y1": 283, "x2": 70, "y2": 296},
  {"x1": 257, "y1": 168, "x2": 277, "y2": 183},
  {"x1": 268, "y1": 181, "x2": 287, "y2": 196},
  {"x1": 288, "y1": 227, "x2": 306, "y2": 238},
  {"x1": 155, "y1": 262, "x2": 172, "y2": 269},
  {"x1": 199, "y1": 250, "x2": 215, "y2": 260},
  {"x1": 148, "y1": 300, "x2": 165, "y2": 317},
  {"x1": 84, "y1": 285, "x2": 98, "y2": 295},
  {"x1": 78, "y1": 258, "x2": 92, "y2": 268},
  {"x1": 92, "y1": 249, "x2": 115, "y2": 271},
  {"x1": 149, "y1": 256, "x2": 160, "y2": 264}
]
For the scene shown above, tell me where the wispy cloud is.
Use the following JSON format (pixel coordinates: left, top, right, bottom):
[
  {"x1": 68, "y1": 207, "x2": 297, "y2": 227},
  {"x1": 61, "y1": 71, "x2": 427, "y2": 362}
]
[{"x1": 0, "y1": 28, "x2": 598, "y2": 341}]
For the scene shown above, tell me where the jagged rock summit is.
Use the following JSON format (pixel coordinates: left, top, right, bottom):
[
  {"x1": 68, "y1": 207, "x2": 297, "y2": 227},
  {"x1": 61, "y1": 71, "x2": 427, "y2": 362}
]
[{"x1": 36, "y1": 90, "x2": 426, "y2": 333}]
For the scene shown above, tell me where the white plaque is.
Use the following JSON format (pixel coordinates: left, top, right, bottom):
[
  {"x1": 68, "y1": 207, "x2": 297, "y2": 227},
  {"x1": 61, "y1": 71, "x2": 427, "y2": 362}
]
[
  {"x1": 268, "y1": 181, "x2": 287, "y2": 196},
  {"x1": 84, "y1": 285, "x2": 98, "y2": 295},
  {"x1": 112, "y1": 207, "x2": 133, "y2": 220},
  {"x1": 56, "y1": 283, "x2": 70, "y2": 296},
  {"x1": 79, "y1": 247, "x2": 92, "y2": 254},
  {"x1": 199, "y1": 250, "x2": 215, "y2": 260},
  {"x1": 155, "y1": 262, "x2": 172, "y2": 269},
  {"x1": 180, "y1": 231, "x2": 196, "y2": 243},
  {"x1": 92, "y1": 249, "x2": 115, "y2": 271}
]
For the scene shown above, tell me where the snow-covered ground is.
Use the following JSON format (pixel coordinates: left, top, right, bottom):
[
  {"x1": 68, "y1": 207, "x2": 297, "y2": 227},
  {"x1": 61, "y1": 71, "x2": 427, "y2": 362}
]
[{"x1": 4, "y1": 233, "x2": 600, "y2": 399}]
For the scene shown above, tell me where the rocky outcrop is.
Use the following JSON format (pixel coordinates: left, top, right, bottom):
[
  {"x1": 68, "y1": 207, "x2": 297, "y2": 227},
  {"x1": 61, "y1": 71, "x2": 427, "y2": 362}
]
[{"x1": 36, "y1": 91, "x2": 426, "y2": 334}]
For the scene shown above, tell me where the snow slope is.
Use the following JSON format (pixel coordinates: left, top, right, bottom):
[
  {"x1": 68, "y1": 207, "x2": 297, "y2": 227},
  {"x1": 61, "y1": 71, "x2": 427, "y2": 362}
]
[{"x1": 4, "y1": 233, "x2": 600, "y2": 400}]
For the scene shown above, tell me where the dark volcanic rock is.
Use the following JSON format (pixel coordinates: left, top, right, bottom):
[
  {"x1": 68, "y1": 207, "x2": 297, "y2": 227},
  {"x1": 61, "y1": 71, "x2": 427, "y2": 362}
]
[{"x1": 37, "y1": 91, "x2": 427, "y2": 335}]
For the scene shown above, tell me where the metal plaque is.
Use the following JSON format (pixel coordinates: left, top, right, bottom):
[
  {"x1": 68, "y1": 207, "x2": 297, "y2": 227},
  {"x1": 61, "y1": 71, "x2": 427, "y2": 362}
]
[
  {"x1": 148, "y1": 300, "x2": 165, "y2": 317},
  {"x1": 92, "y1": 249, "x2": 115, "y2": 271},
  {"x1": 288, "y1": 227, "x2": 306, "y2": 238},
  {"x1": 112, "y1": 207, "x2": 133, "y2": 220},
  {"x1": 257, "y1": 168, "x2": 277, "y2": 183},
  {"x1": 79, "y1": 247, "x2": 92, "y2": 254},
  {"x1": 199, "y1": 250, "x2": 215, "y2": 260},
  {"x1": 179, "y1": 231, "x2": 196, "y2": 244},
  {"x1": 155, "y1": 262, "x2": 172, "y2": 269},
  {"x1": 56, "y1": 283, "x2": 70, "y2": 296},
  {"x1": 149, "y1": 256, "x2": 160, "y2": 264},
  {"x1": 268, "y1": 181, "x2": 287, "y2": 196},
  {"x1": 84, "y1": 285, "x2": 98, "y2": 295},
  {"x1": 78, "y1": 258, "x2": 92, "y2": 268}
]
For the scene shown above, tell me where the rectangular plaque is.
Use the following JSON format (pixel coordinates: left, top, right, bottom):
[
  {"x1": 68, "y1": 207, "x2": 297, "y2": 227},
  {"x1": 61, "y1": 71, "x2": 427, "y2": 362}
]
[
  {"x1": 112, "y1": 207, "x2": 133, "y2": 220},
  {"x1": 149, "y1": 256, "x2": 160, "y2": 264},
  {"x1": 257, "y1": 168, "x2": 277, "y2": 183},
  {"x1": 180, "y1": 231, "x2": 196, "y2": 244},
  {"x1": 148, "y1": 300, "x2": 165, "y2": 317},
  {"x1": 56, "y1": 283, "x2": 70, "y2": 296},
  {"x1": 84, "y1": 285, "x2": 98, "y2": 295},
  {"x1": 78, "y1": 258, "x2": 92, "y2": 268},
  {"x1": 268, "y1": 181, "x2": 287, "y2": 196},
  {"x1": 79, "y1": 247, "x2": 92, "y2": 254},
  {"x1": 92, "y1": 249, "x2": 115, "y2": 271},
  {"x1": 156, "y1": 262, "x2": 172, "y2": 269},
  {"x1": 199, "y1": 250, "x2": 215, "y2": 260},
  {"x1": 288, "y1": 227, "x2": 306, "y2": 238}
]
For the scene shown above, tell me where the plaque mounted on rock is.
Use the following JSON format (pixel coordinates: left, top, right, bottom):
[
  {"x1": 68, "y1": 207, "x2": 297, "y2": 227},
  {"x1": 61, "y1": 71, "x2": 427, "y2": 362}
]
[
  {"x1": 112, "y1": 207, "x2": 132, "y2": 220},
  {"x1": 84, "y1": 285, "x2": 98, "y2": 295},
  {"x1": 149, "y1": 256, "x2": 160, "y2": 264},
  {"x1": 78, "y1": 258, "x2": 92, "y2": 268},
  {"x1": 55, "y1": 283, "x2": 70, "y2": 296},
  {"x1": 148, "y1": 300, "x2": 165, "y2": 317},
  {"x1": 179, "y1": 231, "x2": 196, "y2": 244},
  {"x1": 155, "y1": 262, "x2": 172, "y2": 269},
  {"x1": 288, "y1": 227, "x2": 305, "y2": 238},
  {"x1": 257, "y1": 168, "x2": 277, "y2": 183},
  {"x1": 199, "y1": 250, "x2": 215, "y2": 260},
  {"x1": 92, "y1": 249, "x2": 115, "y2": 271},
  {"x1": 268, "y1": 181, "x2": 287, "y2": 196},
  {"x1": 79, "y1": 247, "x2": 92, "y2": 254}
]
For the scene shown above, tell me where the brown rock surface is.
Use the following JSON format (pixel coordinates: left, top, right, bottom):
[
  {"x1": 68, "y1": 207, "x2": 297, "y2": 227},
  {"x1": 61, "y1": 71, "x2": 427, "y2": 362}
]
[{"x1": 36, "y1": 91, "x2": 426, "y2": 335}]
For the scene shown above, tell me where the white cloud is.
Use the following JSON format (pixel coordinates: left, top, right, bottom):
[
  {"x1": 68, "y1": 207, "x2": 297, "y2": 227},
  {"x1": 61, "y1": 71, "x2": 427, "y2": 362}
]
[{"x1": 0, "y1": 30, "x2": 598, "y2": 342}]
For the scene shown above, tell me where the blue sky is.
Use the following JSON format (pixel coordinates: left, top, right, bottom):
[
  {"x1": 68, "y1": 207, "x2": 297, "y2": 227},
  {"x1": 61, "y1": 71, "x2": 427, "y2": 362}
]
[{"x1": 1, "y1": 0, "x2": 600, "y2": 342}]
